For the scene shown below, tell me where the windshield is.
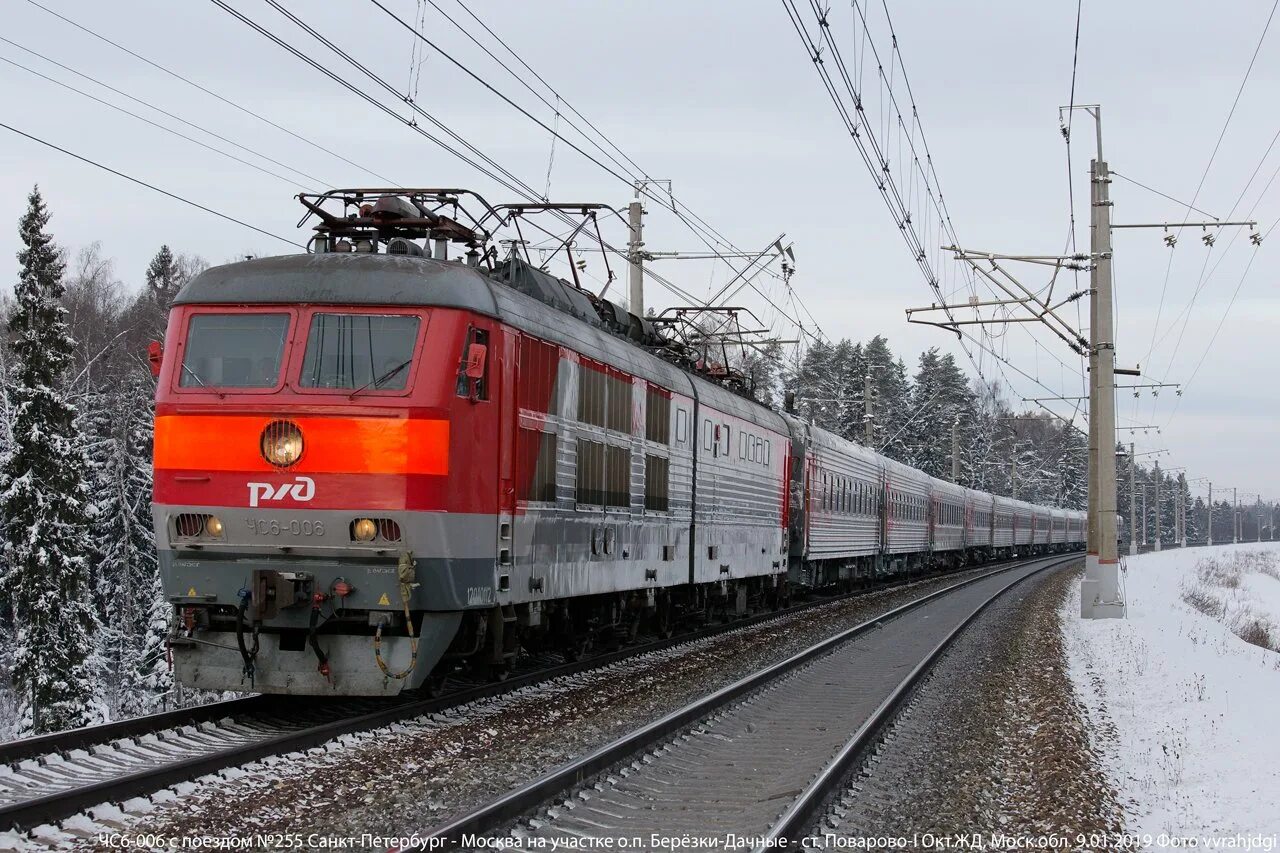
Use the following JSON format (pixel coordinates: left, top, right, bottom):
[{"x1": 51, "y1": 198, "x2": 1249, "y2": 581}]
[
  {"x1": 180, "y1": 313, "x2": 289, "y2": 388},
  {"x1": 299, "y1": 313, "x2": 420, "y2": 390}
]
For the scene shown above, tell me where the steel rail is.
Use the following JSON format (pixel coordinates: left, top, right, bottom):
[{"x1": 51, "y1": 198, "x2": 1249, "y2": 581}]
[
  {"x1": 426, "y1": 552, "x2": 1081, "y2": 845},
  {"x1": 758, "y1": 554, "x2": 1077, "y2": 849},
  {"x1": 0, "y1": 553, "x2": 1056, "y2": 833},
  {"x1": 0, "y1": 696, "x2": 273, "y2": 767}
]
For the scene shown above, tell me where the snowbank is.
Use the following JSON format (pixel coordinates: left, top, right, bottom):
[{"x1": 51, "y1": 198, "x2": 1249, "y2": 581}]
[{"x1": 1062, "y1": 543, "x2": 1280, "y2": 838}]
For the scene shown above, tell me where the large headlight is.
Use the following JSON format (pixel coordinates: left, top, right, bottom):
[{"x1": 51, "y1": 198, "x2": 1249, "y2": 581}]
[
  {"x1": 352, "y1": 518, "x2": 377, "y2": 542},
  {"x1": 261, "y1": 420, "x2": 304, "y2": 467}
]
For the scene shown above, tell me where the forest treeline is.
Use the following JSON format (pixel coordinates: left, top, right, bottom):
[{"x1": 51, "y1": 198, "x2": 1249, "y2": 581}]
[{"x1": 0, "y1": 188, "x2": 1269, "y2": 737}]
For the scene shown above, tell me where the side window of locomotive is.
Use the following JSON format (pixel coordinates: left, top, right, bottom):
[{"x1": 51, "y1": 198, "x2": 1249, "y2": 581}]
[
  {"x1": 299, "y1": 313, "x2": 421, "y2": 391},
  {"x1": 675, "y1": 408, "x2": 689, "y2": 445},
  {"x1": 645, "y1": 386, "x2": 671, "y2": 445},
  {"x1": 180, "y1": 313, "x2": 288, "y2": 388},
  {"x1": 455, "y1": 326, "x2": 490, "y2": 399},
  {"x1": 578, "y1": 363, "x2": 606, "y2": 426}
]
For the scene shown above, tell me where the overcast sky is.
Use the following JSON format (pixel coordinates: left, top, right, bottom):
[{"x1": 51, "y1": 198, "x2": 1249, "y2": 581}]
[{"x1": 1, "y1": 0, "x2": 1276, "y2": 501}]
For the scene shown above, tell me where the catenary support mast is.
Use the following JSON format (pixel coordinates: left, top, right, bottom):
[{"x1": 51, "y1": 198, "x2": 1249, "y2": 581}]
[
  {"x1": 1081, "y1": 108, "x2": 1125, "y2": 618},
  {"x1": 1129, "y1": 443, "x2": 1137, "y2": 556},
  {"x1": 1154, "y1": 460, "x2": 1162, "y2": 552}
]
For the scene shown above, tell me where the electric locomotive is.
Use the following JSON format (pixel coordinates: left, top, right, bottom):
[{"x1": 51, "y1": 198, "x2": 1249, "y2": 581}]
[{"x1": 152, "y1": 188, "x2": 1085, "y2": 697}]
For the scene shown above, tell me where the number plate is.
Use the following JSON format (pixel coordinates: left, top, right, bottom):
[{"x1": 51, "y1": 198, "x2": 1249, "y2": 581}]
[{"x1": 245, "y1": 518, "x2": 327, "y2": 537}]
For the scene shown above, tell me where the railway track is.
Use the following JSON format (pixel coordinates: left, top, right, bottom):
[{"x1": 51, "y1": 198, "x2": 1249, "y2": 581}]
[
  {"x1": 0, "y1": 555, "x2": 1056, "y2": 836},
  {"x1": 428, "y1": 552, "x2": 1081, "y2": 849}
]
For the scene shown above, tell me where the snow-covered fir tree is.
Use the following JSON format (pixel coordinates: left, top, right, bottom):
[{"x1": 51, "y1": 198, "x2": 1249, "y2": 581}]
[{"x1": 0, "y1": 187, "x2": 103, "y2": 734}]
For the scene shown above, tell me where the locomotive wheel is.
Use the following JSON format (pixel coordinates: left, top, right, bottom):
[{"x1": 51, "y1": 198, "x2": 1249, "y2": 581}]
[{"x1": 563, "y1": 636, "x2": 593, "y2": 662}]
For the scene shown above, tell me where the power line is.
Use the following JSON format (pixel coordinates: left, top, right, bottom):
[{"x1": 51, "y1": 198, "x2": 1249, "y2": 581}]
[
  {"x1": 22, "y1": 0, "x2": 397, "y2": 185},
  {"x1": 781, "y1": 0, "x2": 1019, "y2": 407},
  {"x1": 0, "y1": 52, "x2": 314, "y2": 191},
  {"x1": 1141, "y1": 0, "x2": 1280, "y2": 369},
  {"x1": 1109, "y1": 170, "x2": 1219, "y2": 220},
  {"x1": 0, "y1": 35, "x2": 330, "y2": 188},
  {"x1": 0, "y1": 121, "x2": 304, "y2": 248}
]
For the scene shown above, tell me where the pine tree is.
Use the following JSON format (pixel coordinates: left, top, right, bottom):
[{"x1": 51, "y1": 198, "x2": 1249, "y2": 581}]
[
  {"x1": 1, "y1": 187, "x2": 103, "y2": 734},
  {"x1": 112, "y1": 370, "x2": 168, "y2": 715},
  {"x1": 145, "y1": 245, "x2": 179, "y2": 303}
]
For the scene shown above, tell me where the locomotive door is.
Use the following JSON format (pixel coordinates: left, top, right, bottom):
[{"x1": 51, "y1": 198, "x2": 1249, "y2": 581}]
[{"x1": 496, "y1": 329, "x2": 516, "y2": 581}]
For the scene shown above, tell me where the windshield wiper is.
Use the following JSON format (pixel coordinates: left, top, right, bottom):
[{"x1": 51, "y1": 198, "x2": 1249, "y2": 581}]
[
  {"x1": 181, "y1": 363, "x2": 208, "y2": 388},
  {"x1": 349, "y1": 359, "x2": 412, "y2": 398}
]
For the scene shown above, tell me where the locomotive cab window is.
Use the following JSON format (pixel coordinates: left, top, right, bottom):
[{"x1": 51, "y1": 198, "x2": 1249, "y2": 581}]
[
  {"x1": 180, "y1": 312, "x2": 288, "y2": 388},
  {"x1": 299, "y1": 313, "x2": 420, "y2": 391}
]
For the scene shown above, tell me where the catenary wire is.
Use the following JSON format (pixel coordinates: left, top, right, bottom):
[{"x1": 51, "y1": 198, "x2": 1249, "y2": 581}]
[{"x1": 0, "y1": 121, "x2": 304, "y2": 248}]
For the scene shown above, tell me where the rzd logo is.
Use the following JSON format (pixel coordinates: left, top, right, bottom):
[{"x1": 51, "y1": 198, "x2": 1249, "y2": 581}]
[{"x1": 247, "y1": 476, "x2": 315, "y2": 507}]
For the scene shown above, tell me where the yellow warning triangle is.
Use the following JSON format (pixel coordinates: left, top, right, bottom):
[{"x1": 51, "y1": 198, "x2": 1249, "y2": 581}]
[
  {"x1": 378, "y1": 592, "x2": 391, "y2": 606},
  {"x1": 187, "y1": 587, "x2": 197, "y2": 597}
]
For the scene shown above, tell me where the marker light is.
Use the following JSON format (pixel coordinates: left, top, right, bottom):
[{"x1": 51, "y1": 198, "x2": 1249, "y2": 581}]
[
  {"x1": 204, "y1": 515, "x2": 224, "y2": 538},
  {"x1": 352, "y1": 518, "x2": 377, "y2": 542},
  {"x1": 261, "y1": 420, "x2": 304, "y2": 468}
]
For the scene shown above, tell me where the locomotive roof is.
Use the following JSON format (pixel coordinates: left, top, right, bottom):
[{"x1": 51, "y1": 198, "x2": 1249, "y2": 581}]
[
  {"x1": 174, "y1": 252, "x2": 788, "y2": 431},
  {"x1": 173, "y1": 253, "x2": 500, "y2": 313}
]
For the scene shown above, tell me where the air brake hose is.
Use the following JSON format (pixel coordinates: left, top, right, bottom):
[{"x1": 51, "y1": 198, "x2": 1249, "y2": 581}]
[
  {"x1": 235, "y1": 588, "x2": 260, "y2": 688},
  {"x1": 309, "y1": 593, "x2": 331, "y2": 680},
  {"x1": 374, "y1": 551, "x2": 420, "y2": 680}
]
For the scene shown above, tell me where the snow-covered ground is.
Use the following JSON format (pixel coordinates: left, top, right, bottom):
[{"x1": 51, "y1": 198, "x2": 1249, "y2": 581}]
[{"x1": 1063, "y1": 543, "x2": 1280, "y2": 840}]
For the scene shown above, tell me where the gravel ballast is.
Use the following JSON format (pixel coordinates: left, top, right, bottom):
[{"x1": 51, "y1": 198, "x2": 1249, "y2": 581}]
[{"x1": 821, "y1": 564, "x2": 1125, "y2": 844}]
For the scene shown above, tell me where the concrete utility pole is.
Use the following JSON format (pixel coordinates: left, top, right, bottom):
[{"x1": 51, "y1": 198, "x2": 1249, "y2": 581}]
[
  {"x1": 863, "y1": 374, "x2": 874, "y2": 445},
  {"x1": 1129, "y1": 443, "x2": 1137, "y2": 556},
  {"x1": 626, "y1": 195, "x2": 645, "y2": 316},
  {"x1": 1234, "y1": 487, "x2": 1239, "y2": 544},
  {"x1": 1208, "y1": 482, "x2": 1213, "y2": 547},
  {"x1": 1179, "y1": 474, "x2": 1187, "y2": 548},
  {"x1": 1081, "y1": 108, "x2": 1124, "y2": 619},
  {"x1": 1141, "y1": 487, "x2": 1148, "y2": 547},
  {"x1": 1153, "y1": 460, "x2": 1162, "y2": 552},
  {"x1": 951, "y1": 418, "x2": 961, "y2": 482},
  {"x1": 1011, "y1": 453, "x2": 1019, "y2": 501}
]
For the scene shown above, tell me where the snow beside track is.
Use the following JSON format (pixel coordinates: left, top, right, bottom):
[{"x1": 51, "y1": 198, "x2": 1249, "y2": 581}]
[{"x1": 1062, "y1": 543, "x2": 1280, "y2": 839}]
